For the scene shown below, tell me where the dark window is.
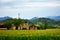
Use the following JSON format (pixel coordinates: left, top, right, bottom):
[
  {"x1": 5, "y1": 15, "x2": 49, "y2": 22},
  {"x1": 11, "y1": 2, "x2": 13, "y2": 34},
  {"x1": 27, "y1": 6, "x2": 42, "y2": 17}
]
[
  {"x1": 0, "y1": 25, "x2": 5, "y2": 28},
  {"x1": 22, "y1": 28, "x2": 27, "y2": 30}
]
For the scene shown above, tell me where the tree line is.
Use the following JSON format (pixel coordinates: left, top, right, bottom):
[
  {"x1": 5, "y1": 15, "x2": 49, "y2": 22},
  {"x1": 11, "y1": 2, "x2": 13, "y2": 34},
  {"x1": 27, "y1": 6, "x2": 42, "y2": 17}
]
[{"x1": 3, "y1": 18, "x2": 60, "y2": 30}]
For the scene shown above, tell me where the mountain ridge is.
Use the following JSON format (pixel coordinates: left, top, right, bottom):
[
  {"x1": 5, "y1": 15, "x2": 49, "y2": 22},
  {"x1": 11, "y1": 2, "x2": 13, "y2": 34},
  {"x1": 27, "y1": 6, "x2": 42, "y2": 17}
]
[
  {"x1": 30, "y1": 16, "x2": 60, "y2": 20},
  {"x1": 0, "y1": 16, "x2": 12, "y2": 21}
]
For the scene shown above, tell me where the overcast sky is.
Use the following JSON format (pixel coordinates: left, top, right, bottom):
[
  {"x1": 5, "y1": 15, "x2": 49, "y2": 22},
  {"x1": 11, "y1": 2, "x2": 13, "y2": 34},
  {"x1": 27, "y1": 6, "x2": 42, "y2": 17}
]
[{"x1": 0, "y1": 0, "x2": 60, "y2": 19}]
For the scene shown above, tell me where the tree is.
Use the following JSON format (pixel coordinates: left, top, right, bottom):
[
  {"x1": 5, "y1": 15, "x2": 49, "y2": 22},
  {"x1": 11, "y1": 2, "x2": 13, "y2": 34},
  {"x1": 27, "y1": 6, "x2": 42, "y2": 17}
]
[
  {"x1": 12, "y1": 18, "x2": 25, "y2": 30},
  {"x1": 4, "y1": 20, "x2": 13, "y2": 30},
  {"x1": 35, "y1": 23, "x2": 44, "y2": 30},
  {"x1": 44, "y1": 18, "x2": 48, "y2": 29}
]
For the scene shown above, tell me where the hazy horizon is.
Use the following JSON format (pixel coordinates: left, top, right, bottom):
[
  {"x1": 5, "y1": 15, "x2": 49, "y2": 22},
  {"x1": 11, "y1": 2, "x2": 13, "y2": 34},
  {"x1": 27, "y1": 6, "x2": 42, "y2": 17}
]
[{"x1": 0, "y1": 0, "x2": 60, "y2": 19}]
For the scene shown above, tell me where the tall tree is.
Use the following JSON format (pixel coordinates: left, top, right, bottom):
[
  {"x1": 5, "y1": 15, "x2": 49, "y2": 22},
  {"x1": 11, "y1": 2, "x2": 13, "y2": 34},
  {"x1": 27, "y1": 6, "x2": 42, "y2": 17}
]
[
  {"x1": 12, "y1": 18, "x2": 25, "y2": 30},
  {"x1": 44, "y1": 18, "x2": 48, "y2": 29},
  {"x1": 4, "y1": 20, "x2": 13, "y2": 30}
]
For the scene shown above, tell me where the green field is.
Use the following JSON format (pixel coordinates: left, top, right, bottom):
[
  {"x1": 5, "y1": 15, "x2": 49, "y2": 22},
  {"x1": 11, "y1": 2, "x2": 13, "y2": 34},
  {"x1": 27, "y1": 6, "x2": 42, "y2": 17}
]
[{"x1": 0, "y1": 29, "x2": 60, "y2": 40}]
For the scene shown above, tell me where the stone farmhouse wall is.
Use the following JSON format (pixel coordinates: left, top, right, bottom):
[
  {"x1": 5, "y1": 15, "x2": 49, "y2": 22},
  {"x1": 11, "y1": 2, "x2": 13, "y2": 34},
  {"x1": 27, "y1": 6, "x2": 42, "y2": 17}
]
[{"x1": 12, "y1": 23, "x2": 29, "y2": 30}]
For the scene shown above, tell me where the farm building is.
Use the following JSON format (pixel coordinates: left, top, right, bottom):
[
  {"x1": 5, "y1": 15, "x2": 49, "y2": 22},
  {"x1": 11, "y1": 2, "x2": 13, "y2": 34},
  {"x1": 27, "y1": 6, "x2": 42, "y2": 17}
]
[
  {"x1": 12, "y1": 22, "x2": 29, "y2": 30},
  {"x1": 0, "y1": 21, "x2": 37, "y2": 30},
  {"x1": 29, "y1": 25, "x2": 37, "y2": 30},
  {"x1": 0, "y1": 21, "x2": 7, "y2": 30}
]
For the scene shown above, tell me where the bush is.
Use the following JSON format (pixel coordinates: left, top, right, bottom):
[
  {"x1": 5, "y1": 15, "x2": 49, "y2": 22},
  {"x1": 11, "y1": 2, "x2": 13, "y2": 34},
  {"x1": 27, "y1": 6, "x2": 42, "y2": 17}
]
[{"x1": 4, "y1": 20, "x2": 12, "y2": 30}]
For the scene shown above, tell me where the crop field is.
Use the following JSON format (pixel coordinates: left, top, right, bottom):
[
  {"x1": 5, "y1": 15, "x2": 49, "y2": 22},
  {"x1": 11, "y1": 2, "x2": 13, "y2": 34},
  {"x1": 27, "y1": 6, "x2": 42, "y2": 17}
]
[{"x1": 0, "y1": 29, "x2": 60, "y2": 40}]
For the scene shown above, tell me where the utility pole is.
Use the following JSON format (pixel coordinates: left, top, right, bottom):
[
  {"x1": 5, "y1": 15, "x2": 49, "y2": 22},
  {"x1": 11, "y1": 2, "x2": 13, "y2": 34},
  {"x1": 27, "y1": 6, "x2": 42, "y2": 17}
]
[{"x1": 18, "y1": 13, "x2": 20, "y2": 19}]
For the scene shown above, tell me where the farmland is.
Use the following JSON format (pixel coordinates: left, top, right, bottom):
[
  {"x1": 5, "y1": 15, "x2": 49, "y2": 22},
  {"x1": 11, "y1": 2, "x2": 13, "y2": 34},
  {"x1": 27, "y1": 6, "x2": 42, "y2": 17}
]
[{"x1": 0, "y1": 29, "x2": 60, "y2": 40}]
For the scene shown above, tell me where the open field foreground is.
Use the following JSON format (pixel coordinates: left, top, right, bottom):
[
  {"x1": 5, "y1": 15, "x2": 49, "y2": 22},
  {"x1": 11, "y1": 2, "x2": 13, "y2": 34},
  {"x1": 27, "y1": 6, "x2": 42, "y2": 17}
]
[{"x1": 0, "y1": 29, "x2": 60, "y2": 40}]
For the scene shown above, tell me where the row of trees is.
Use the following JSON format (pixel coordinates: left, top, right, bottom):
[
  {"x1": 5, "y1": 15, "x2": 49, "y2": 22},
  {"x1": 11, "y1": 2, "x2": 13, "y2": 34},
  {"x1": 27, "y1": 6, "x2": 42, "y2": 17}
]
[
  {"x1": 4, "y1": 18, "x2": 58, "y2": 30},
  {"x1": 30, "y1": 18, "x2": 59, "y2": 29},
  {"x1": 4, "y1": 18, "x2": 26, "y2": 30}
]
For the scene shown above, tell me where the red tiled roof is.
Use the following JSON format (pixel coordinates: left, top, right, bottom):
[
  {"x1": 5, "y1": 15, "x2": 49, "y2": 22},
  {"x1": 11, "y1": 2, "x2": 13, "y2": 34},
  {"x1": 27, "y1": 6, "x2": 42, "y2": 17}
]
[{"x1": 0, "y1": 22, "x2": 4, "y2": 25}]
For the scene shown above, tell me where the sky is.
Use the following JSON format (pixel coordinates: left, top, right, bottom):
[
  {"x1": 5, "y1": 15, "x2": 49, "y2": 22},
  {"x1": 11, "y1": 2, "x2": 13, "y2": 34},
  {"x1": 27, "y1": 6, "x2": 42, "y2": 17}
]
[{"x1": 0, "y1": 0, "x2": 60, "y2": 19}]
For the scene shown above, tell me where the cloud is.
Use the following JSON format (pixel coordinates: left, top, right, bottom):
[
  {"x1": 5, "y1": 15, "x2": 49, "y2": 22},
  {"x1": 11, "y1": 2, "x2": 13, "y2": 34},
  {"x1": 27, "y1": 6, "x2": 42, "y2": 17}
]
[
  {"x1": 0, "y1": 0, "x2": 60, "y2": 9},
  {"x1": 0, "y1": 0, "x2": 60, "y2": 19},
  {"x1": 24, "y1": 2, "x2": 60, "y2": 7},
  {"x1": 0, "y1": 0, "x2": 15, "y2": 3},
  {"x1": 9, "y1": 1, "x2": 60, "y2": 9},
  {"x1": 30, "y1": 0, "x2": 60, "y2": 2}
]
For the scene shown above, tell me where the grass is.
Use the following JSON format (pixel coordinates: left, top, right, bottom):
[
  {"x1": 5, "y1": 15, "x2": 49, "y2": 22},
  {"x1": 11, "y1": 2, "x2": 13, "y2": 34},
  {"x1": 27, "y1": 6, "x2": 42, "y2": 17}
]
[{"x1": 0, "y1": 29, "x2": 60, "y2": 40}]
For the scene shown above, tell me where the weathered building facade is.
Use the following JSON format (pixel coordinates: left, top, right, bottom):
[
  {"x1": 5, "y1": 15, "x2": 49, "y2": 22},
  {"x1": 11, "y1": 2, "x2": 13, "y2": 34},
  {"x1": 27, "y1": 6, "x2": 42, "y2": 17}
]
[
  {"x1": 0, "y1": 22, "x2": 7, "y2": 30},
  {"x1": 12, "y1": 22, "x2": 29, "y2": 30},
  {"x1": 0, "y1": 22, "x2": 37, "y2": 30},
  {"x1": 29, "y1": 25, "x2": 37, "y2": 30}
]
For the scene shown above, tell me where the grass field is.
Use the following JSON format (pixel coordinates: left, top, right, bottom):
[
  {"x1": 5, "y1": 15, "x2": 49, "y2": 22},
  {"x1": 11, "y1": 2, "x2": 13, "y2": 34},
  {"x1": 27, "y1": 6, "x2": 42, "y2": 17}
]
[{"x1": 0, "y1": 29, "x2": 60, "y2": 40}]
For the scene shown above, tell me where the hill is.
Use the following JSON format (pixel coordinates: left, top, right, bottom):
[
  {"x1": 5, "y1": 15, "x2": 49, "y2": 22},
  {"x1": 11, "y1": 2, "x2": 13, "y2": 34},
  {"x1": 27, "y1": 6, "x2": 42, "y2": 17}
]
[
  {"x1": 47, "y1": 16, "x2": 60, "y2": 20},
  {"x1": 0, "y1": 16, "x2": 12, "y2": 21},
  {"x1": 30, "y1": 17, "x2": 60, "y2": 25}
]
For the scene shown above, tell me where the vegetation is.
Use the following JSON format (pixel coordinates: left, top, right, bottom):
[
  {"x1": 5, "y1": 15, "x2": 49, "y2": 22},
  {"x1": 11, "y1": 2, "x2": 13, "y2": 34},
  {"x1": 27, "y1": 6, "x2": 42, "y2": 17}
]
[
  {"x1": 4, "y1": 18, "x2": 25, "y2": 30},
  {"x1": 30, "y1": 17, "x2": 60, "y2": 29},
  {"x1": 12, "y1": 18, "x2": 25, "y2": 30},
  {"x1": 0, "y1": 29, "x2": 60, "y2": 40},
  {"x1": 4, "y1": 20, "x2": 13, "y2": 30},
  {"x1": 3, "y1": 17, "x2": 60, "y2": 30},
  {"x1": 0, "y1": 17, "x2": 60, "y2": 40}
]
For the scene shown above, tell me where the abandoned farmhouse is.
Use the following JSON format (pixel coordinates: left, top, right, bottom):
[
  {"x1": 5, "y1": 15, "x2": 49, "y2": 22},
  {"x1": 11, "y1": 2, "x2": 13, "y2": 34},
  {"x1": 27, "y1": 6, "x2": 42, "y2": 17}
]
[{"x1": 0, "y1": 21, "x2": 37, "y2": 30}]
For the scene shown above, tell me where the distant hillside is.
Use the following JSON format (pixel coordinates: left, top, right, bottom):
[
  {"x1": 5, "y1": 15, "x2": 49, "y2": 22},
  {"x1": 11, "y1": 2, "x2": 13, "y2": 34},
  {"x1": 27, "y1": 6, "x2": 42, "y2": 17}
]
[
  {"x1": 30, "y1": 17, "x2": 58, "y2": 25},
  {"x1": 30, "y1": 17, "x2": 38, "y2": 20},
  {"x1": 47, "y1": 16, "x2": 60, "y2": 20},
  {"x1": 30, "y1": 16, "x2": 60, "y2": 20},
  {"x1": 0, "y1": 16, "x2": 12, "y2": 21}
]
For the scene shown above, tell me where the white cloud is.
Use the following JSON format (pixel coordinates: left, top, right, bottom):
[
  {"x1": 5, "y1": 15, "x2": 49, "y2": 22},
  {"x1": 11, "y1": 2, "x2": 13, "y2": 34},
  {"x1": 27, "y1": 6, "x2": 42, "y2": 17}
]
[
  {"x1": 10, "y1": 1, "x2": 60, "y2": 9},
  {"x1": 30, "y1": 0, "x2": 60, "y2": 2},
  {"x1": 0, "y1": 1, "x2": 60, "y2": 13},
  {"x1": 0, "y1": 0, "x2": 15, "y2": 3},
  {"x1": 0, "y1": 0, "x2": 30, "y2": 3},
  {"x1": 0, "y1": 0, "x2": 60, "y2": 11},
  {"x1": 0, "y1": 0, "x2": 60, "y2": 19},
  {"x1": 0, "y1": 0, "x2": 60, "y2": 9}
]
